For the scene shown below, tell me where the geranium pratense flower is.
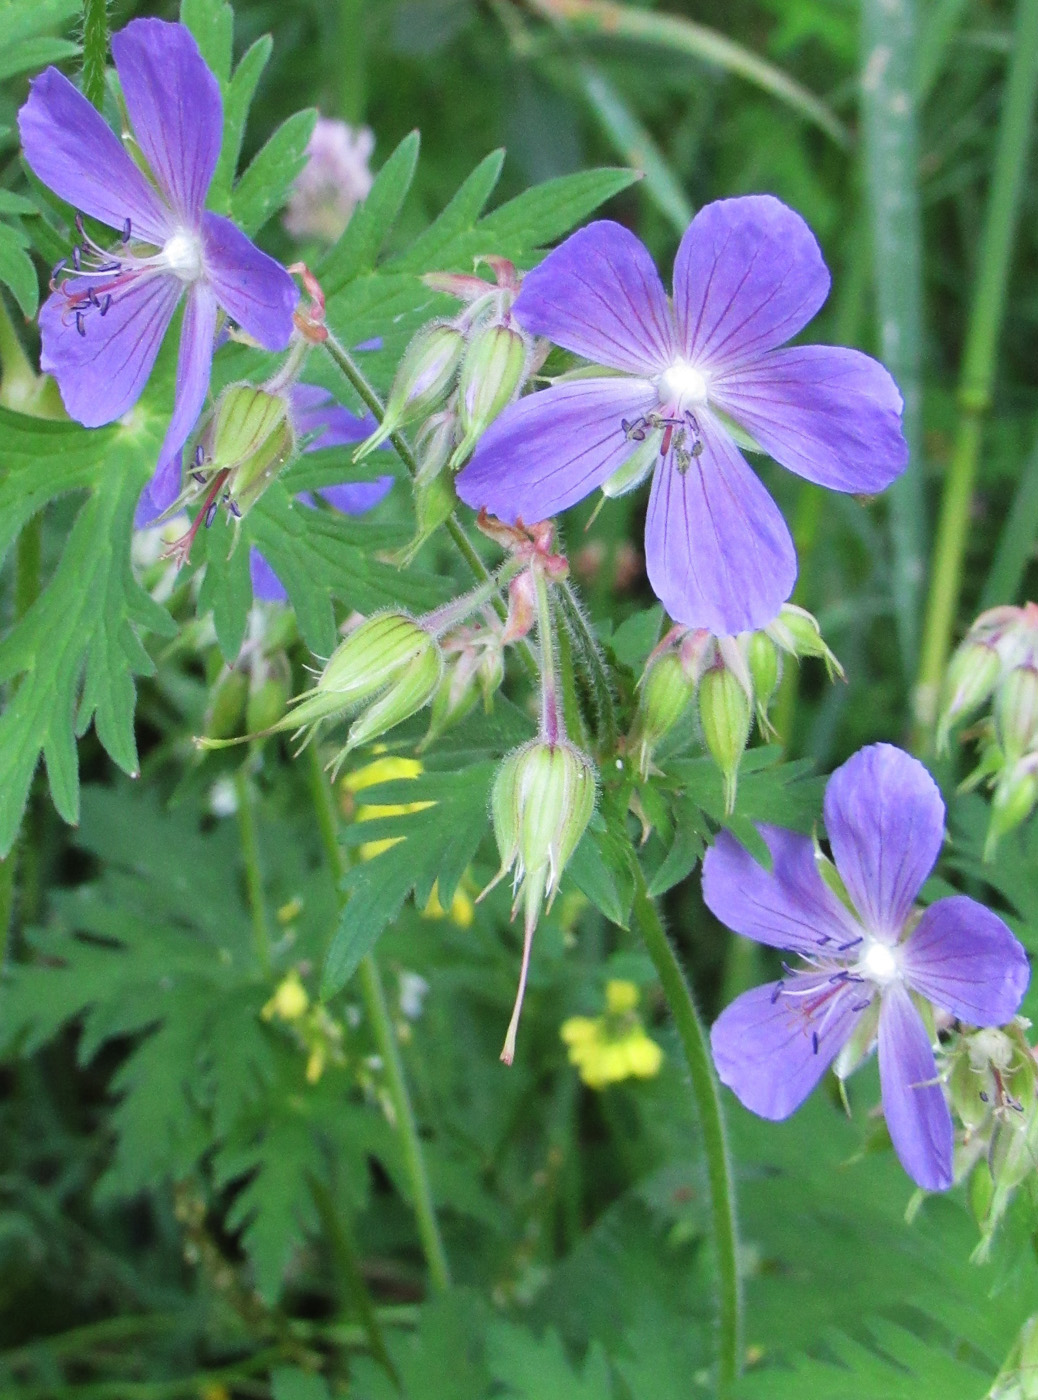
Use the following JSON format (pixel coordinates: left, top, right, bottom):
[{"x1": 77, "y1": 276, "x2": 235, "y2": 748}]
[
  {"x1": 18, "y1": 18, "x2": 298, "y2": 523},
  {"x1": 456, "y1": 197, "x2": 909, "y2": 635},
  {"x1": 704, "y1": 744, "x2": 1029, "y2": 1190},
  {"x1": 249, "y1": 385, "x2": 393, "y2": 603}
]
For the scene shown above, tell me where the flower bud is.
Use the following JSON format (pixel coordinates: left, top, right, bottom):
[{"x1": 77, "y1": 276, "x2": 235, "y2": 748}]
[
  {"x1": 601, "y1": 431, "x2": 661, "y2": 499},
  {"x1": 995, "y1": 663, "x2": 1038, "y2": 762},
  {"x1": 206, "y1": 669, "x2": 249, "y2": 739},
  {"x1": 745, "y1": 631, "x2": 781, "y2": 729},
  {"x1": 488, "y1": 740, "x2": 597, "y2": 1064},
  {"x1": 936, "y1": 640, "x2": 1002, "y2": 751},
  {"x1": 450, "y1": 323, "x2": 529, "y2": 467},
  {"x1": 212, "y1": 385, "x2": 294, "y2": 516},
  {"x1": 246, "y1": 675, "x2": 290, "y2": 734},
  {"x1": 698, "y1": 664, "x2": 752, "y2": 814},
  {"x1": 629, "y1": 651, "x2": 696, "y2": 777},
  {"x1": 984, "y1": 760, "x2": 1038, "y2": 860},
  {"x1": 355, "y1": 323, "x2": 465, "y2": 459},
  {"x1": 766, "y1": 603, "x2": 843, "y2": 681}
]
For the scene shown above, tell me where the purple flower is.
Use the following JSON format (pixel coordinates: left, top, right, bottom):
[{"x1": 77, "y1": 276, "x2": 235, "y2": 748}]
[
  {"x1": 455, "y1": 197, "x2": 909, "y2": 635},
  {"x1": 249, "y1": 385, "x2": 392, "y2": 603},
  {"x1": 18, "y1": 18, "x2": 299, "y2": 524},
  {"x1": 704, "y1": 743, "x2": 1030, "y2": 1190}
]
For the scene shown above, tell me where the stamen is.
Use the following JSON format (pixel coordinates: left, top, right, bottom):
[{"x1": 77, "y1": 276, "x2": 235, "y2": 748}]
[
  {"x1": 811, "y1": 1031, "x2": 820, "y2": 1055},
  {"x1": 51, "y1": 258, "x2": 66, "y2": 281},
  {"x1": 770, "y1": 981, "x2": 784, "y2": 1004},
  {"x1": 122, "y1": 217, "x2": 132, "y2": 243},
  {"x1": 194, "y1": 444, "x2": 205, "y2": 468},
  {"x1": 100, "y1": 295, "x2": 111, "y2": 317},
  {"x1": 72, "y1": 246, "x2": 82, "y2": 271},
  {"x1": 75, "y1": 312, "x2": 86, "y2": 337},
  {"x1": 204, "y1": 500, "x2": 219, "y2": 528}
]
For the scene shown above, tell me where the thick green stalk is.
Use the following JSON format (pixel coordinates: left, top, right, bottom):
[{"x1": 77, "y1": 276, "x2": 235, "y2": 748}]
[
  {"x1": 860, "y1": 0, "x2": 926, "y2": 675},
  {"x1": 630, "y1": 859, "x2": 741, "y2": 1396},
  {"x1": 306, "y1": 747, "x2": 451, "y2": 1295},
  {"x1": 914, "y1": 0, "x2": 1038, "y2": 747},
  {"x1": 558, "y1": 580, "x2": 618, "y2": 755},
  {"x1": 81, "y1": 0, "x2": 109, "y2": 109},
  {"x1": 233, "y1": 767, "x2": 272, "y2": 974}
]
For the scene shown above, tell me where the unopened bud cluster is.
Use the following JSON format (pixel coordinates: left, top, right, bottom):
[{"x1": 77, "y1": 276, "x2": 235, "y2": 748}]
[
  {"x1": 629, "y1": 604, "x2": 842, "y2": 811},
  {"x1": 354, "y1": 259, "x2": 539, "y2": 548},
  {"x1": 939, "y1": 604, "x2": 1038, "y2": 856}
]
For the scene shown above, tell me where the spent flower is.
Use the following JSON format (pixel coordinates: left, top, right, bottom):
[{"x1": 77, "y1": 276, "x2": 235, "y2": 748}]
[
  {"x1": 456, "y1": 197, "x2": 908, "y2": 635},
  {"x1": 705, "y1": 743, "x2": 1029, "y2": 1190},
  {"x1": 18, "y1": 18, "x2": 298, "y2": 523},
  {"x1": 284, "y1": 117, "x2": 375, "y2": 243}
]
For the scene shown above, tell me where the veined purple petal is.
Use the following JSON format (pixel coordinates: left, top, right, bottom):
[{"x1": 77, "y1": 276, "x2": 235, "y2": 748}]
[
  {"x1": 455, "y1": 377, "x2": 657, "y2": 522},
  {"x1": 878, "y1": 983, "x2": 953, "y2": 1190},
  {"x1": 39, "y1": 273, "x2": 180, "y2": 428},
  {"x1": 703, "y1": 826, "x2": 862, "y2": 956},
  {"x1": 674, "y1": 196, "x2": 830, "y2": 374},
  {"x1": 902, "y1": 895, "x2": 1030, "y2": 1026},
  {"x1": 202, "y1": 213, "x2": 298, "y2": 351},
  {"x1": 711, "y1": 978, "x2": 866, "y2": 1120},
  {"x1": 18, "y1": 67, "x2": 171, "y2": 246},
  {"x1": 317, "y1": 479, "x2": 393, "y2": 514},
  {"x1": 250, "y1": 547, "x2": 288, "y2": 603},
  {"x1": 111, "y1": 19, "x2": 221, "y2": 224},
  {"x1": 644, "y1": 414, "x2": 796, "y2": 635},
  {"x1": 512, "y1": 221, "x2": 675, "y2": 376},
  {"x1": 288, "y1": 385, "x2": 379, "y2": 449},
  {"x1": 824, "y1": 745, "x2": 944, "y2": 943},
  {"x1": 711, "y1": 346, "x2": 908, "y2": 494},
  {"x1": 134, "y1": 452, "x2": 182, "y2": 529}
]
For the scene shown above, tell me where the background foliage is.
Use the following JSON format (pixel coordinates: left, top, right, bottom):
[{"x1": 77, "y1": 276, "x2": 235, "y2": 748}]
[{"x1": 0, "y1": 0, "x2": 1036, "y2": 1396}]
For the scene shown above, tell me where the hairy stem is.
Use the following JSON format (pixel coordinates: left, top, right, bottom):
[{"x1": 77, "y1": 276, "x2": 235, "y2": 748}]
[
  {"x1": 913, "y1": 0, "x2": 1038, "y2": 747},
  {"x1": 307, "y1": 747, "x2": 451, "y2": 1295},
  {"x1": 81, "y1": 0, "x2": 110, "y2": 110},
  {"x1": 233, "y1": 766, "x2": 272, "y2": 975},
  {"x1": 630, "y1": 859, "x2": 741, "y2": 1397},
  {"x1": 558, "y1": 580, "x2": 618, "y2": 755},
  {"x1": 533, "y1": 568, "x2": 560, "y2": 744}
]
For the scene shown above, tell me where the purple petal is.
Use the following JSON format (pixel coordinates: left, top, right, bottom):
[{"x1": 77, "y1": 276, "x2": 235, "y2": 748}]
[
  {"x1": 250, "y1": 547, "x2": 287, "y2": 603},
  {"x1": 643, "y1": 414, "x2": 796, "y2": 635},
  {"x1": 711, "y1": 346, "x2": 908, "y2": 494},
  {"x1": 823, "y1": 745, "x2": 944, "y2": 943},
  {"x1": 18, "y1": 67, "x2": 172, "y2": 246},
  {"x1": 512, "y1": 221, "x2": 676, "y2": 376},
  {"x1": 711, "y1": 978, "x2": 866, "y2": 1120},
  {"x1": 202, "y1": 213, "x2": 298, "y2": 351},
  {"x1": 143, "y1": 284, "x2": 217, "y2": 522},
  {"x1": 39, "y1": 273, "x2": 180, "y2": 427},
  {"x1": 288, "y1": 384, "x2": 379, "y2": 449},
  {"x1": 703, "y1": 826, "x2": 863, "y2": 956},
  {"x1": 111, "y1": 19, "x2": 220, "y2": 224},
  {"x1": 878, "y1": 982, "x2": 953, "y2": 1190},
  {"x1": 317, "y1": 478, "x2": 393, "y2": 514},
  {"x1": 674, "y1": 195, "x2": 830, "y2": 374},
  {"x1": 455, "y1": 377, "x2": 657, "y2": 522},
  {"x1": 902, "y1": 895, "x2": 1030, "y2": 1026}
]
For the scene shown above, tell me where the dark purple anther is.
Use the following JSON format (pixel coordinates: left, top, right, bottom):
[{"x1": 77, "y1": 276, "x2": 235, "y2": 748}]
[
  {"x1": 71, "y1": 245, "x2": 82, "y2": 271},
  {"x1": 228, "y1": 499, "x2": 242, "y2": 519},
  {"x1": 811, "y1": 1031, "x2": 819, "y2": 1055},
  {"x1": 770, "y1": 982, "x2": 784, "y2": 1004},
  {"x1": 122, "y1": 217, "x2": 132, "y2": 243},
  {"x1": 194, "y1": 443, "x2": 204, "y2": 467},
  {"x1": 74, "y1": 211, "x2": 85, "y2": 237},
  {"x1": 204, "y1": 500, "x2": 219, "y2": 528},
  {"x1": 100, "y1": 294, "x2": 111, "y2": 317},
  {"x1": 75, "y1": 311, "x2": 86, "y2": 337},
  {"x1": 87, "y1": 288, "x2": 99, "y2": 307},
  {"x1": 51, "y1": 257, "x2": 67, "y2": 280},
  {"x1": 190, "y1": 471, "x2": 205, "y2": 484}
]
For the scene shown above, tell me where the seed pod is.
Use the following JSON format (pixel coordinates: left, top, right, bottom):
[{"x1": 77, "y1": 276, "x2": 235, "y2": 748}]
[
  {"x1": 355, "y1": 323, "x2": 465, "y2": 459},
  {"x1": 698, "y1": 664, "x2": 752, "y2": 814},
  {"x1": 450, "y1": 323, "x2": 529, "y2": 467}
]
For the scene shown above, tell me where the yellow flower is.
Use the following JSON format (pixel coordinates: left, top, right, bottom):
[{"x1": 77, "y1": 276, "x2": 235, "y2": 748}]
[
  {"x1": 421, "y1": 879, "x2": 475, "y2": 928},
  {"x1": 560, "y1": 980, "x2": 663, "y2": 1090},
  {"x1": 261, "y1": 970, "x2": 310, "y2": 1023},
  {"x1": 342, "y1": 753, "x2": 433, "y2": 859}
]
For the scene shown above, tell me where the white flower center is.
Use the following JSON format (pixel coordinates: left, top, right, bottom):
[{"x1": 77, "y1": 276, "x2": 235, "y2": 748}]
[
  {"x1": 859, "y1": 939, "x2": 899, "y2": 986},
  {"x1": 660, "y1": 359, "x2": 708, "y2": 408},
  {"x1": 162, "y1": 230, "x2": 203, "y2": 282}
]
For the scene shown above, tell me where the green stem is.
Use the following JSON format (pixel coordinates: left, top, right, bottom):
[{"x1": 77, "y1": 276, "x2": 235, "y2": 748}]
[
  {"x1": 306, "y1": 747, "x2": 452, "y2": 1295},
  {"x1": 81, "y1": 0, "x2": 110, "y2": 110},
  {"x1": 630, "y1": 859, "x2": 741, "y2": 1397},
  {"x1": 914, "y1": 0, "x2": 1038, "y2": 747},
  {"x1": 233, "y1": 767, "x2": 272, "y2": 974},
  {"x1": 558, "y1": 580, "x2": 618, "y2": 755},
  {"x1": 533, "y1": 568, "x2": 560, "y2": 744}
]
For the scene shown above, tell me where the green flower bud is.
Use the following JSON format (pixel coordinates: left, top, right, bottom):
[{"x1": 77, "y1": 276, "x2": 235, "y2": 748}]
[
  {"x1": 423, "y1": 633, "x2": 504, "y2": 750},
  {"x1": 489, "y1": 739, "x2": 597, "y2": 1063},
  {"x1": 340, "y1": 642, "x2": 442, "y2": 757},
  {"x1": 355, "y1": 323, "x2": 465, "y2": 459},
  {"x1": 767, "y1": 604, "x2": 844, "y2": 681},
  {"x1": 936, "y1": 640, "x2": 1002, "y2": 751},
  {"x1": 698, "y1": 665, "x2": 752, "y2": 814},
  {"x1": 995, "y1": 663, "x2": 1038, "y2": 762},
  {"x1": 601, "y1": 431, "x2": 660, "y2": 499},
  {"x1": 745, "y1": 631, "x2": 781, "y2": 728},
  {"x1": 450, "y1": 323, "x2": 529, "y2": 467},
  {"x1": 984, "y1": 760, "x2": 1038, "y2": 860},
  {"x1": 206, "y1": 669, "x2": 249, "y2": 739},
  {"x1": 246, "y1": 676, "x2": 290, "y2": 734},
  {"x1": 629, "y1": 652, "x2": 696, "y2": 777},
  {"x1": 211, "y1": 385, "x2": 294, "y2": 516}
]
